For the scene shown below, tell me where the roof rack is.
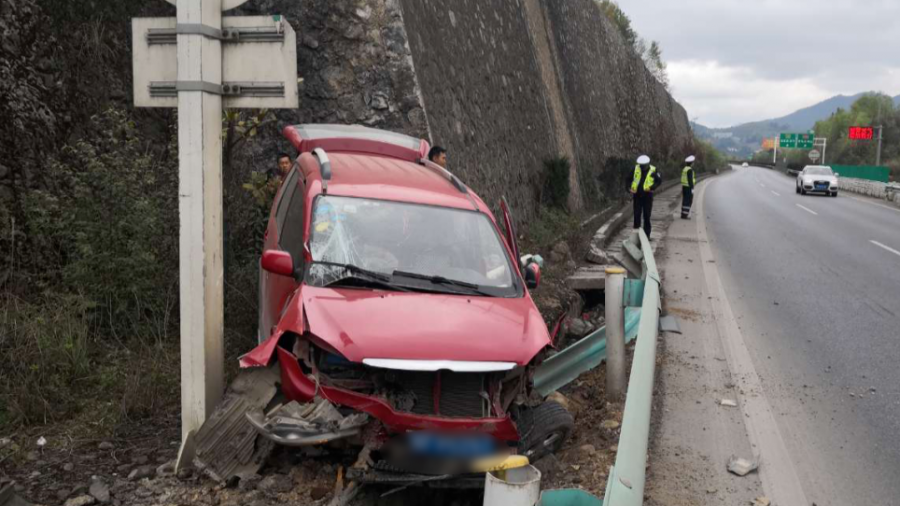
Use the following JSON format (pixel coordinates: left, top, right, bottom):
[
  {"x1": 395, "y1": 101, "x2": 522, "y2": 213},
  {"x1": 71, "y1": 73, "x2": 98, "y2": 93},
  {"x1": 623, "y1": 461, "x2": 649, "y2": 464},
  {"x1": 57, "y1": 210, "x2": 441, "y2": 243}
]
[
  {"x1": 419, "y1": 158, "x2": 468, "y2": 194},
  {"x1": 313, "y1": 148, "x2": 332, "y2": 192}
]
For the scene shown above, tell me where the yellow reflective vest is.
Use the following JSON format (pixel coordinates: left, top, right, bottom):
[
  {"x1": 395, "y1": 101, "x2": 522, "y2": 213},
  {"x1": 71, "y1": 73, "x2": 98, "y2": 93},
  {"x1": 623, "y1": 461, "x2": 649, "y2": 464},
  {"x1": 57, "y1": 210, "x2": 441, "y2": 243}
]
[
  {"x1": 631, "y1": 165, "x2": 657, "y2": 193},
  {"x1": 681, "y1": 166, "x2": 693, "y2": 187}
]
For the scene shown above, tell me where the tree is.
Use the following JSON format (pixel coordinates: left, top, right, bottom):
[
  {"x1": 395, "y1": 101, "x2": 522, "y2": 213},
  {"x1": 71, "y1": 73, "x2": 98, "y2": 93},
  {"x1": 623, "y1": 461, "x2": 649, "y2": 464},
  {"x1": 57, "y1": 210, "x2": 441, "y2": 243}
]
[
  {"x1": 644, "y1": 41, "x2": 669, "y2": 88},
  {"x1": 596, "y1": 0, "x2": 637, "y2": 48}
]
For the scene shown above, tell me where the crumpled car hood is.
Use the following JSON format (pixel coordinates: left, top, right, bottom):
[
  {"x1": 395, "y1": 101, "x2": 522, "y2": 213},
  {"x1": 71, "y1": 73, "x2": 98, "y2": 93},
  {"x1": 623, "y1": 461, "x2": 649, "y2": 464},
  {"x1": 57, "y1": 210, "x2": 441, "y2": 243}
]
[{"x1": 300, "y1": 286, "x2": 549, "y2": 365}]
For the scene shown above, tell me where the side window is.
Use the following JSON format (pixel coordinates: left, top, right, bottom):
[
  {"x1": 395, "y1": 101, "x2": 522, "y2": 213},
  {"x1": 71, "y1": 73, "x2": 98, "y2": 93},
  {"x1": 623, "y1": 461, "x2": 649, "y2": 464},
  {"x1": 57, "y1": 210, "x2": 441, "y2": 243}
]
[
  {"x1": 280, "y1": 181, "x2": 307, "y2": 262},
  {"x1": 274, "y1": 168, "x2": 300, "y2": 235}
]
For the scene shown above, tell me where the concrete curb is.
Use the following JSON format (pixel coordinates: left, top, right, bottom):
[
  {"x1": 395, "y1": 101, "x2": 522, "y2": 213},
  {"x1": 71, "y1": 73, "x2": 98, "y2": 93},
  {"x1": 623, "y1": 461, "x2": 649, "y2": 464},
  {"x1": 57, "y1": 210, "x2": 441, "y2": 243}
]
[{"x1": 587, "y1": 172, "x2": 718, "y2": 265}]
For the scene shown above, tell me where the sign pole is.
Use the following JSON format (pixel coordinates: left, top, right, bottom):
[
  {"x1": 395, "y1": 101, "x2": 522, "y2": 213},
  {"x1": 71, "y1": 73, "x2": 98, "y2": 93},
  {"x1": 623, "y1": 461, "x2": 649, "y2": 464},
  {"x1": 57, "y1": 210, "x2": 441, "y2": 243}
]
[
  {"x1": 176, "y1": 0, "x2": 225, "y2": 444},
  {"x1": 774, "y1": 133, "x2": 779, "y2": 165},
  {"x1": 876, "y1": 125, "x2": 883, "y2": 166}
]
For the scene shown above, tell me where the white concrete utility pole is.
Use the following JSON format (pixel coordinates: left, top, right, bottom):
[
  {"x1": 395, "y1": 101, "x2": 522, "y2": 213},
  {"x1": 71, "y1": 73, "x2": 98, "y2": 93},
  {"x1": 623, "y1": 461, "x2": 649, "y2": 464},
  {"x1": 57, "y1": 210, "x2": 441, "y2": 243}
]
[
  {"x1": 132, "y1": 0, "x2": 297, "y2": 461},
  {"x1": 175, "y1": 0, "x2": 226, "y2": 441}
]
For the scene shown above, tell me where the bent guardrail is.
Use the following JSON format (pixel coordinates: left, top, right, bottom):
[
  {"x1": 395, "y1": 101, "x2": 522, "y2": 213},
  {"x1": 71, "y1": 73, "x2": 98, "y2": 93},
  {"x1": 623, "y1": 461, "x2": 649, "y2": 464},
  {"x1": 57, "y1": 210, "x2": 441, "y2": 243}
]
[{"x1": 602, "y1": 229, "x2": 660, "y2": 506}]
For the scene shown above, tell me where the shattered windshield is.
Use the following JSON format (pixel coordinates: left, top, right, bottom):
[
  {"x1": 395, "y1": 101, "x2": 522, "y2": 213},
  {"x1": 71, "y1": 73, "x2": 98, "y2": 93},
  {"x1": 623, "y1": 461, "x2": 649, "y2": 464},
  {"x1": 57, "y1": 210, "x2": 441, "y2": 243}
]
[{"x1": 306, "y1": 196, "x2": 519, "y2": 297}]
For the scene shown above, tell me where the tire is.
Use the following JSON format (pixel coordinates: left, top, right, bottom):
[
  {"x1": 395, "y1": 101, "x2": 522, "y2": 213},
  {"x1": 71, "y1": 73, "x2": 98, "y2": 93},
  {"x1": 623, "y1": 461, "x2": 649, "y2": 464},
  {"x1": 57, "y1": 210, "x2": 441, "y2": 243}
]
[
  {"x1": 832, "y1": 192, "x2": 838, "y2": 197},
  {"x1": 516, "y1": 401, "x2": 574, "y2": 462},
  {"x1": 795, "y1": 185, "x2": 800, "y2": 194},
  {"x1": 801, "y1": 187, "x2": 807, "y2": 195}
]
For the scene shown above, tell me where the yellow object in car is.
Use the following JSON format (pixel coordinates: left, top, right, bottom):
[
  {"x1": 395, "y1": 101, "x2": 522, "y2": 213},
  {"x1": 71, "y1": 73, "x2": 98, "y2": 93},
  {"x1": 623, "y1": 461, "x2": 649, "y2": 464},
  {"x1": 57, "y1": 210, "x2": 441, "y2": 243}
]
[{"x1": 470, "y1": 454, "x2": 529, "y2": 473}]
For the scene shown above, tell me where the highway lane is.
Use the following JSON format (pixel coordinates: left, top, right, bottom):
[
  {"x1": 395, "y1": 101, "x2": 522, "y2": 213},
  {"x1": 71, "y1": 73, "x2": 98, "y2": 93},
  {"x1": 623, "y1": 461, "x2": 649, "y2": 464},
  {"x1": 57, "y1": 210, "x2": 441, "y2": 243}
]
[{"x1": 702, "y1": 165, "x2": 900, "y2": 505}]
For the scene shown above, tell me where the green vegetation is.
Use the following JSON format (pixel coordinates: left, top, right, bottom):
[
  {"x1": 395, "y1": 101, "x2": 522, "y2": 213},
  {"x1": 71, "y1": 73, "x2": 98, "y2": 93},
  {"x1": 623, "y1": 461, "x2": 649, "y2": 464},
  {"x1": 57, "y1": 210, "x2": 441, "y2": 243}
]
[
  {"x1": 542, "y1": 157, "x2": 572, "y2": 209},
  {"x1": 812, "y1": 93, "x2": 898, "y2": 180},
  {"x1": 750, "y1": 93, "x2": 899, "y2": 180},
  {"x1": 595, "y1": 0, "x2": 668, "y2": 88}
]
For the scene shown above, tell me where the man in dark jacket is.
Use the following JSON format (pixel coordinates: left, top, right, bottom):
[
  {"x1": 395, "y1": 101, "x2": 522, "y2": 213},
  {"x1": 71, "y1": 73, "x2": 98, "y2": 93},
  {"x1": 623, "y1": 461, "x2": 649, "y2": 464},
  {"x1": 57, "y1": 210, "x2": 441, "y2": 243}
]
[
  {"x1": 629, "y1": 155, "x2": 661, "y2": 238},
  {"x1": 681, "y1": 155, "x2": 696, "y2": 219}
]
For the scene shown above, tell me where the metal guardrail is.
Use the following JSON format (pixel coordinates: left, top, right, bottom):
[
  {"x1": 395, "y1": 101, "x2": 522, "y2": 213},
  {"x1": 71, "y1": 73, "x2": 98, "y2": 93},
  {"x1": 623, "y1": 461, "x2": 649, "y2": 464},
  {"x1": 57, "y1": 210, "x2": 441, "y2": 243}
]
[
  {"x1": 533, "y1": 308, "x2": 642, "y2": 397},
  {"x1": 602, "y1": 229, "x2": 660, "y2": 506}
]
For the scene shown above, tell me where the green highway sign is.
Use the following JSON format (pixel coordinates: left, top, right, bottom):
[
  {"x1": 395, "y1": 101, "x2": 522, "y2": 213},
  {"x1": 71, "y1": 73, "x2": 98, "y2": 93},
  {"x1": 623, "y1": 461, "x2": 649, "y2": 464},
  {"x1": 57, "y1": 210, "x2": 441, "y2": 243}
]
[{"x1": 779, "y1": 132, "x2": 815, "y2": 149}]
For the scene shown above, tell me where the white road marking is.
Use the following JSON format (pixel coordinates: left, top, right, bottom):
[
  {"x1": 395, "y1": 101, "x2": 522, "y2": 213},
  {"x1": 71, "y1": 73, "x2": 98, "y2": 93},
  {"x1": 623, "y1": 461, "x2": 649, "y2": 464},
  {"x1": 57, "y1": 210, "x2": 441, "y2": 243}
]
[
  {"x1": 771, "y1": 190, "x2": 781, "y2": 197},
  {"x1": 694, "y1": 183, "x2": 810, "y2": 506},
  {"x1": 796, "y1": 204, "x2": 818, "y2": 215},
  {"x1": 845, "y1": 195, "x2": 900, "y2": 214},
  {"x1": 871, "y1": 240, "x2": 900, "y2": 258}
]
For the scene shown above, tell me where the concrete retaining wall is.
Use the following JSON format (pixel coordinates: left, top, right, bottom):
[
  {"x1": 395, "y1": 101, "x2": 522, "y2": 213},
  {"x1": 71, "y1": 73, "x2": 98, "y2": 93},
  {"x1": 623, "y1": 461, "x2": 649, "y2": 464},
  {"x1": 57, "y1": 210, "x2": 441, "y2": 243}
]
[{"x1": 245, "y1": 0, "x2": 693, "y2": 227}]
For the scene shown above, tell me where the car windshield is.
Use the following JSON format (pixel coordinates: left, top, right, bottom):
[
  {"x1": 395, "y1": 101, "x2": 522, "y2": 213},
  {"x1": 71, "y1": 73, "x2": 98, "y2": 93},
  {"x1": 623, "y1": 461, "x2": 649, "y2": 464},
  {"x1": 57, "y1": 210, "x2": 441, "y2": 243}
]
[
  {"x1": 806, "y1": 167, "x2": 833, "y2": 176},
  {"x1": 306, "y1": 196, "x2": 519, "y2": 297}
]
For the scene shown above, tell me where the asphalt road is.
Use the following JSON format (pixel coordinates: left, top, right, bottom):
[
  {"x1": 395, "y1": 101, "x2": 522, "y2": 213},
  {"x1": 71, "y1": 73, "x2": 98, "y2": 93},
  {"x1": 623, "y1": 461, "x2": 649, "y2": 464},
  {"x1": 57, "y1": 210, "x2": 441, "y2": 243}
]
[{"x1": 702, "y1": 165, "x2": 900, "y2": 504}]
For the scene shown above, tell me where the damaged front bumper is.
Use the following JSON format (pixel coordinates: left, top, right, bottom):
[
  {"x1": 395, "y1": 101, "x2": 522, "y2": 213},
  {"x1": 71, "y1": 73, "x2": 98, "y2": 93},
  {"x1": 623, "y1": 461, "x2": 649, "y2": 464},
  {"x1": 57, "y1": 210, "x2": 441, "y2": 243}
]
[{"x1": 246, "y1": 397, "x2": 369, "y2": 447}]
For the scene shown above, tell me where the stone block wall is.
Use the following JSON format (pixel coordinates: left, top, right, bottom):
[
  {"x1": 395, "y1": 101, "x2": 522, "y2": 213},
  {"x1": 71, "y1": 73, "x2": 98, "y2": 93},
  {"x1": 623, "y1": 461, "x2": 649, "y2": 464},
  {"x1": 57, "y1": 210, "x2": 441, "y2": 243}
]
[{"x1": 245, "y1": 0, "x2": 693, "y2": 226}]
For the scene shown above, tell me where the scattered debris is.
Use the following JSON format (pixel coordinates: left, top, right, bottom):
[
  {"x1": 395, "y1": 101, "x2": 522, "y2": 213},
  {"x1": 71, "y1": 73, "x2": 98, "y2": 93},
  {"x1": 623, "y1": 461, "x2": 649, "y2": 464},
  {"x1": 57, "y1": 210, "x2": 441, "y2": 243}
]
[
  {"x1": 659, "y1": 315, "x2": 682, "y2": 334},
  {"x1": 752, "y1": 496, "x2": 771, "y2": 506},
  {"x1": 720, "y1": 399, "x2": 738, "y2": 407},
  {"x1": 600, "y1": 420, "x2": 620, "y2": 430},
  {"x1": 36, "y1": 437, "x2": 46, "y2": 450},
  {"x1": 191, "y1": 366, "x2": 280, "y2": 482},
  {"x1": 726, "y1": 456, "x2": 759, "y2": 476},
  {"x1": 706, "y1": 487, "x2": 717, "y2": 494},
  {"x1": 567, "y1": 317, "x2": 594, "y2": 338},
  {"x1": 258, "y1": 474, "x2": 293, "y2": 496},
  {"x1": 97, "y1": 442, "x2": 114, "y2": 451}
]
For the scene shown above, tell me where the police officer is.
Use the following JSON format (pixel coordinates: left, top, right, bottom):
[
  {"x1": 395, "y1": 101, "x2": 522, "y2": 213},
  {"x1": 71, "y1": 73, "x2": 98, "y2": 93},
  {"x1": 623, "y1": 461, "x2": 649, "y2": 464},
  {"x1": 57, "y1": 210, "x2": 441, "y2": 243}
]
[
  {"x1": 630, "y1": 155, "x2": 661, "y2": 238},
  {"x1": 681, "y1": 155, "x2": 696, "y2": 219}
]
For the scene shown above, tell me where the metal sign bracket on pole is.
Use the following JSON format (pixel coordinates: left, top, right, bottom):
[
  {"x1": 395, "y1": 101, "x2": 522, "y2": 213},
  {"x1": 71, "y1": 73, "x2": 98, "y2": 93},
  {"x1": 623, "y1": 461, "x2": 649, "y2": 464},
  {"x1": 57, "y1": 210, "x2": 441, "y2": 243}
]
[{"x1": 148, "y1": 24, "x2": 286, "y2": 45}]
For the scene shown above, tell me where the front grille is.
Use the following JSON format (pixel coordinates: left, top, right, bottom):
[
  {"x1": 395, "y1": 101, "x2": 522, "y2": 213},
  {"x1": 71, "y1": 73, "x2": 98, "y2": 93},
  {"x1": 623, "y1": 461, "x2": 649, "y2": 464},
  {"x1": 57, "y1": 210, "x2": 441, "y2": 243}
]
[{"x1": 393, "y1": 371, "x2": 487, "y2": 418}]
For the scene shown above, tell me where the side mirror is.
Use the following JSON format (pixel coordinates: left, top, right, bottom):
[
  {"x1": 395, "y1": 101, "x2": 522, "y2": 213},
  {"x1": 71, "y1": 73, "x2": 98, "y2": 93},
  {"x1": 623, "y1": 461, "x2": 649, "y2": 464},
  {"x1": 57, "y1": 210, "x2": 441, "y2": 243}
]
[
  {"x1": 261, "y1": 249, "x2": 295, "y2": 277},
  {"x1": 835, "y1": 173, "x2": 840, "y2": 177},
  {"x1": 524, "y1": 262, "x2": 540, "y2": 290}
]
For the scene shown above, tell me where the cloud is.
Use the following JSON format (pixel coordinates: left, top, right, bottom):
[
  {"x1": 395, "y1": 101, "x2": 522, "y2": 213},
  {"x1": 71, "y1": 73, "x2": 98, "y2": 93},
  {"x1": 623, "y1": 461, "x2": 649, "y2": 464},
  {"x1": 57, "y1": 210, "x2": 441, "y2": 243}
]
[
  {"x1": 620, "y1": 0, "x2": 900, "y2": 126},
  {"x1": 668, "y1": 60, "x2": 832, "y2": 127}
]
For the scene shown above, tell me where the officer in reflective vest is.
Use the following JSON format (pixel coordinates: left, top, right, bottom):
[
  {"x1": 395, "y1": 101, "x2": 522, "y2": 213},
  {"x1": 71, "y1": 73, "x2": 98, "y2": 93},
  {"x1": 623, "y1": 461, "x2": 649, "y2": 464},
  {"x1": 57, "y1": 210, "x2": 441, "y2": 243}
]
[
  {"x1": 681, "y1": 155, "x2": 696, "y2": 219},
  {"x1": 630, "y1": 155, "x2": 661, "y2": 238}
]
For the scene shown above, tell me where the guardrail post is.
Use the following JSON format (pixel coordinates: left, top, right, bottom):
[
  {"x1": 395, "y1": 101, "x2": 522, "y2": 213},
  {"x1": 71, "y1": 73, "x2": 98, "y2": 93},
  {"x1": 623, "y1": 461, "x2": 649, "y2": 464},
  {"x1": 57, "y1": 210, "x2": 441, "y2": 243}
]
[{"x1": 605, "y1": 266, "x2": 627, "y2": 400}]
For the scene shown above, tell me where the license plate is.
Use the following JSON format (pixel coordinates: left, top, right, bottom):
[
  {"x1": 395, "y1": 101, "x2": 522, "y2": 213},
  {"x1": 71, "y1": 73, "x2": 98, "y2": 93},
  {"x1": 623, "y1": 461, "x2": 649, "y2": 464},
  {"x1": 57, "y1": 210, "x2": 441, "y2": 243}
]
[{"x1": 815, "y1": 184, "x2": 827, "y2": 190}]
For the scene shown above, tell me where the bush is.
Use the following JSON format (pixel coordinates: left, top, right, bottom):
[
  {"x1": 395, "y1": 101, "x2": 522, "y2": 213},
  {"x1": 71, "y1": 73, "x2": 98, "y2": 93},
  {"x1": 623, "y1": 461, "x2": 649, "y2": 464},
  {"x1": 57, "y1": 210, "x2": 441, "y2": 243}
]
[
  {"x1": 542, "y1": 157, "x2": 571, "y2": 210},
  {"x1": 21, "y1": 108, "x2": 179, "y2": 340}
]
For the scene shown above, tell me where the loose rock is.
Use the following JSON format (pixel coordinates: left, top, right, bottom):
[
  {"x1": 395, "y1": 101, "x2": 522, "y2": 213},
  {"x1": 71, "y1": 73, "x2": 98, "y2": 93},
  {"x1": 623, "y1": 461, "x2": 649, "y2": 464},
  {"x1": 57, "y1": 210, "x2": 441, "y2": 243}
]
[
  {"x1": 578, "y1": 444, "x2": 596, "y2": 457},
  {"x1": 752, "y1": 497, "x2": 771, "y2": 506},
  {"x1": 310, "y1": 486, "x2": 331, "y2": 501},
  {"x1": 720, "y1": 399, "x2": 738, "y2": 407},
  {"x1": 257, "y1": 474, "x2": 293, "y2": 495},
  {"x1": 98, "y1": 442, "x2": 114, "y2": 451},
  {"x1": 726, "y1": 456, "x2": 758, "y2": 476},
  {"x1": 89, "y1": 478, "x2": 111, "y2": 503},
  {"x1": 127, "y1": 466, "x2": 154, "y2": 481},
  {"x1": 64, "y1": 495, "x2": 96, "y2": 506},
  {"x1": 64, "y1": 463, "x2": 75, "y2": 472}
]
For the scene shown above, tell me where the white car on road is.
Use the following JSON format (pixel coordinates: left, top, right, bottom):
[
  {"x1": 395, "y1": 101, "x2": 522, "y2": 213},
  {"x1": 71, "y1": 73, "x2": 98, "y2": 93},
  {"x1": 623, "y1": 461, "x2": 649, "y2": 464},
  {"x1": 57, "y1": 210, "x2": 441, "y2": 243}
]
[{"x1": 796, "y1": 165, "x2": 838, "y2": 197}]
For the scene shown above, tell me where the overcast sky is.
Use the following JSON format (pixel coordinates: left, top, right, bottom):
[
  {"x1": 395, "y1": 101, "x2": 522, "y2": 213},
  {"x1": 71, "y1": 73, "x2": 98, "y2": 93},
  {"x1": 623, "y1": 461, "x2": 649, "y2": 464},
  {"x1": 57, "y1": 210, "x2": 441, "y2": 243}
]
[{"x1": 622, "y1": 0, "x2": 900, "y2": 127}]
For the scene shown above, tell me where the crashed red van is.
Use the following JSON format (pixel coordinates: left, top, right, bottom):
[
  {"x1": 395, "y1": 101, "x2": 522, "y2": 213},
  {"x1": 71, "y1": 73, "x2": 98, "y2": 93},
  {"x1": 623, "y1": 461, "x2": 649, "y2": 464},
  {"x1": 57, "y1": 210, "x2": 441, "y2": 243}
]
[{"x1": 240, "y1": 124, "x2": 572, "y2": 475}]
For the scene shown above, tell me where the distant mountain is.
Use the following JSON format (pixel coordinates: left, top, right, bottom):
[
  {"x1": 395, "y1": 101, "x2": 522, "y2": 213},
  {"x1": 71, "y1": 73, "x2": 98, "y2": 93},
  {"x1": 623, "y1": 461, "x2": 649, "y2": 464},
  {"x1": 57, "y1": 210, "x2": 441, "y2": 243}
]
[{"x1": 694, "y1": 92, "x2": 900, "y2": 157}]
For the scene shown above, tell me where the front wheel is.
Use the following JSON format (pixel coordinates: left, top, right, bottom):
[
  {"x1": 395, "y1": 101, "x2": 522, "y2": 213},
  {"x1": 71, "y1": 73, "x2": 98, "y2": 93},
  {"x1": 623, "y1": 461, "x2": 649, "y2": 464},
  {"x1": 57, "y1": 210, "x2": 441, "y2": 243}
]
[
  {"x1": 801, "y1": 187, "x2": 807, "y2": 195},
  {"x1": 832, "y1": 192, "x2": 838, "y2": 197},
  {"x1": 516, "y1": 401, "x2": 574, "y2": 462},
  {"x1": 796, "y1": 185, "x2": 800, "y2": 194}
]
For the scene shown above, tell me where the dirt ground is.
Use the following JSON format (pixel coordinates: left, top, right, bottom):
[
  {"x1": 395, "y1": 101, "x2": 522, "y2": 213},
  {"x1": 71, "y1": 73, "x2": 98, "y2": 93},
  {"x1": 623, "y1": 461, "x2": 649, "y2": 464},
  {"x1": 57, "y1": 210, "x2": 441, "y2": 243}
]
[{"x1": 0, "y1": 203, "x2": 634, "y2": 506}]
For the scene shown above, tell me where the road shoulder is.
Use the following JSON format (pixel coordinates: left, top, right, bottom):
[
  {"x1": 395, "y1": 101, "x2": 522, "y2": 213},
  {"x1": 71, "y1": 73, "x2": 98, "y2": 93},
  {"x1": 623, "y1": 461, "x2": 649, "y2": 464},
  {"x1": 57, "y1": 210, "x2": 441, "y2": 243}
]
[{"x1": 645, "y1": 178, "x2": 766, "y2": 505}]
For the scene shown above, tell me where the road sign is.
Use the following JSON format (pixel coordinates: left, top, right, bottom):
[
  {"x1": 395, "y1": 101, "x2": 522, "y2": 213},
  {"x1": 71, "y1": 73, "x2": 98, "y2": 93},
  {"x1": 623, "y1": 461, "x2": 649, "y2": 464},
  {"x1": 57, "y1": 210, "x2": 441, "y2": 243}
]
[
  {"x1": 848, "y1": 126, "x2": 874, "y2": 140},
  {"x1": 761, "y1": 138, "x2": 775, "y2": 150},
  {"x1": 164, "y1": 0, "x2": 248, "y2": 9},
  {"x1": 809, "y1": 149, "x2": 821, "y2": 161},
  {"x1": 133, "y1": 16, "x2": 298, "y2": 108},
  {"x1": 779, "y1": 133, "x2": 814, "y2": 149}
]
